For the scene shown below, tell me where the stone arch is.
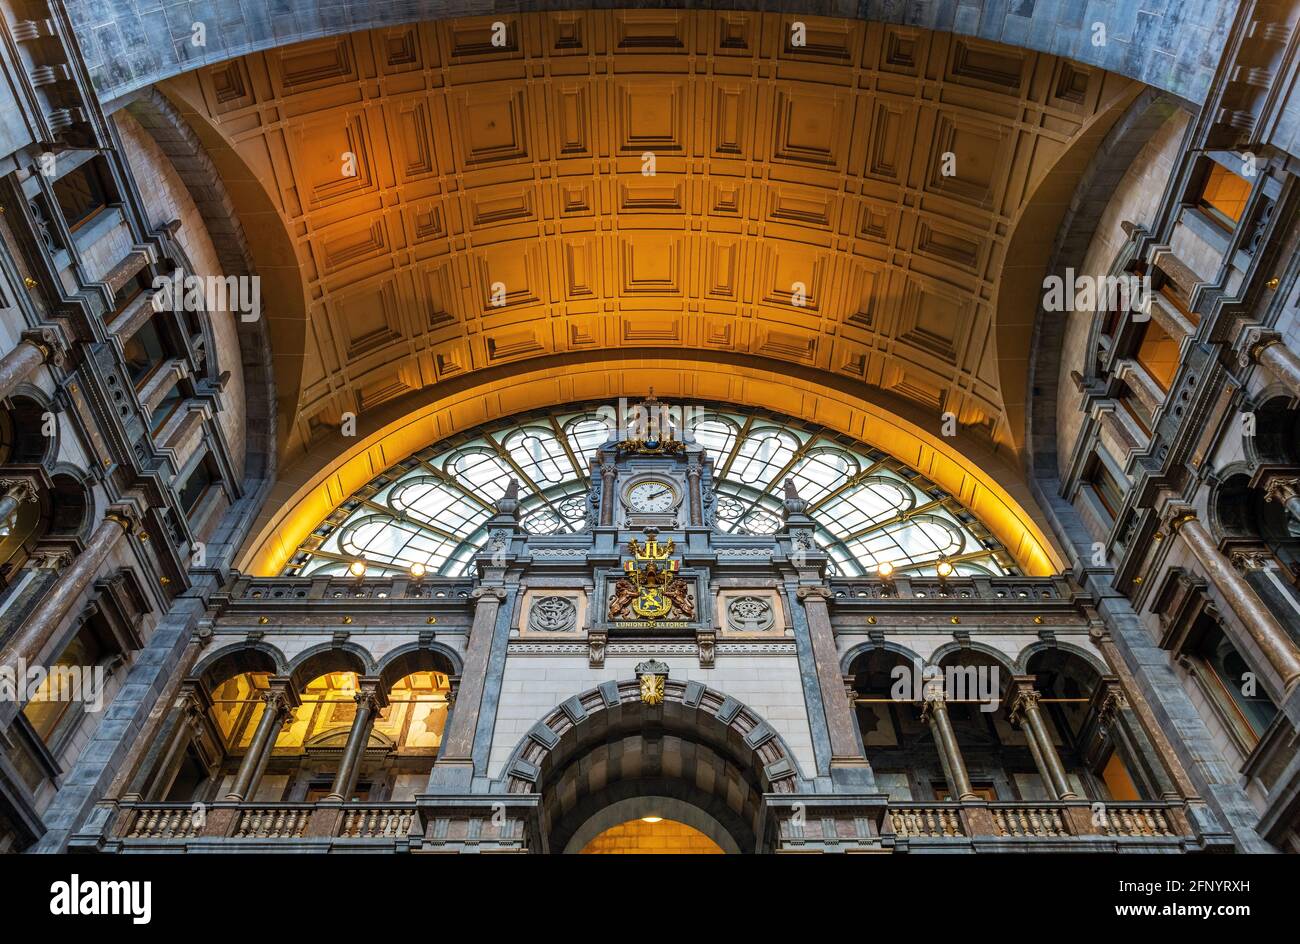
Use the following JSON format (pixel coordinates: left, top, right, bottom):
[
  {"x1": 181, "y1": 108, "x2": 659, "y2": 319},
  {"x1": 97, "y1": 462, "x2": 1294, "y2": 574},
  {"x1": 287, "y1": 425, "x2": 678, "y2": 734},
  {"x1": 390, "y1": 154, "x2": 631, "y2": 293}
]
[
  {"x1": 120, "y1": 87, "x2": 286, "y2": 483},
  {"x1": 499, "y1": 678, "x2": 807, "y2": 853},
  {"x1": 286, "y1": 642, "x2": 375, "y2": 693},
  {"x1": 1244, "y1": 392, "x2": 1300, "y2": 469},
  {"x1": 1025, "y1": 89, "x2": 1193, "y2": 553},
  {"x1": 1014, "y1": 639, "x2": 1109, "y2": 678},
  {"x1": 841, "y1": 639, "x2": 924, "y2": 675},
  {"x1": 561, "y1": 795, "x2": 740, "y2": 854},
  {"x1": 45, "y1": 470, "x2": 93, "y2": 540},
  {"x1": 930, "y1": 640, "x2": 1018, "y2": 678},
  {"x1": 376, "y1": 643, "x2": 462, "y2": 692},
  {"x1": 1, "y1": 386, "x2": 57, "y2": 467},
  {"x1": 193, "y1": 641, "x2": 288, "y2": 692}
]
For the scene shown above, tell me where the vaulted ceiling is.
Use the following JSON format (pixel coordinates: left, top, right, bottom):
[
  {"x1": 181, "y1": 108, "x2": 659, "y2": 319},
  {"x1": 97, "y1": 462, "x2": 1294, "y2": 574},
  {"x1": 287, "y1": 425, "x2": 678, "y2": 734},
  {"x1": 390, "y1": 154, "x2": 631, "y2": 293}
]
[{"x1": 160, "y1": 11, "x2": 1137, "y2": 462}]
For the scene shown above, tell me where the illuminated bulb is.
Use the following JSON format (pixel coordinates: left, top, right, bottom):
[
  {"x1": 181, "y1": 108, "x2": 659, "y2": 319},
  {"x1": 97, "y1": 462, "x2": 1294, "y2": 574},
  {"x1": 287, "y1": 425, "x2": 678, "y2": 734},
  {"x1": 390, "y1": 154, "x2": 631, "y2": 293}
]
[
  {"x1": 935, "y1": 560, "x2": 954, "y2": 578},
  {"x1": 348, "y1": 560, "x2": 367, "y2": 577},
  {"x1": 876, "y1": 560, "x2": 895, "y2": 579},
  {"x1": 641, "y1": 816, "x2": 663, "y2": 824},
  {"x1": 409, "y1": 562, "x2": 427, "y2": 578}
]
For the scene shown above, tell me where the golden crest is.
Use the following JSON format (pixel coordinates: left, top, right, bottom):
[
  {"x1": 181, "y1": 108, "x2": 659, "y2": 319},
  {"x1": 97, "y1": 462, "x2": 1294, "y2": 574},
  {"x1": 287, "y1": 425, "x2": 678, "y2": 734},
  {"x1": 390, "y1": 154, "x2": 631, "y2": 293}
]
[
  {"x1": 639, "y1": 673, "x2": 665, "y2": 705},
  {"x1": 633, "y1": 586, "x2": 671, "y2": 618}
]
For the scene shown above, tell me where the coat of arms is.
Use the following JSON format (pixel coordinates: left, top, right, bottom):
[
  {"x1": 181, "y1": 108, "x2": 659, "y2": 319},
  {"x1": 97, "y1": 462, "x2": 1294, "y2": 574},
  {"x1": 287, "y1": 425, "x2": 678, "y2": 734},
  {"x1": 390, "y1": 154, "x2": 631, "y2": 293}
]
[{"x1": 607, "y1": 535, "x2": 696, "y2": 621}]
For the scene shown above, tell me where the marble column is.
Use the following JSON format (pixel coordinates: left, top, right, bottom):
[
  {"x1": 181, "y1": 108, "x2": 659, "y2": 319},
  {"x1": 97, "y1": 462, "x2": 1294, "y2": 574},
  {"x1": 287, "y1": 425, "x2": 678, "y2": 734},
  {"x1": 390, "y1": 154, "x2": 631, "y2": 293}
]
[
  {"x1": 0, "y1": 511, "x2": 134, "y2": 670},
  {"x1": 920, "y1": 678, "x2": 976, "y2": 801},
  {"x1": 686, "y1": 460, "x2": 703, "y2": 526},
  {"x1": 323, "y1": 680, "x2": 386, "y2": 802},
  {"x1": 224, "y1": 684, "x2": 296, "y2": 802},
  {"x1": 1010, "y1": 678, "x2": 1078, "y2": 800},
  {"x1": 0, "y1": 478, "x2": 37, "y2": 535},
  {"x1": 1167, "y1": 510, "x2": 1300, "y2": 689},
  {"x1": 599, "y1": 459, "x2": 616, "y2": 527},
  {"x1": 146, "y1": 699, "x2": 206, "y2": 801},
  {"x1": 1242, "y1": 329, "x2": 1300, "y2": 398},
  {"x1": 1263, "y1": 477, "x2": 1300, "y2": 529},
  {"x1": 437, "y1": 587, "x2": 505, "y2": 763},
  {"x1": 114, "y1": 627, "x2": 214, "y2": 801},
  {"x1": 0, "y1": 328, "x2": 63, "y2": 402},
  {"x1": 795, "y1": 586, "x2": 869, "y2": 768}
]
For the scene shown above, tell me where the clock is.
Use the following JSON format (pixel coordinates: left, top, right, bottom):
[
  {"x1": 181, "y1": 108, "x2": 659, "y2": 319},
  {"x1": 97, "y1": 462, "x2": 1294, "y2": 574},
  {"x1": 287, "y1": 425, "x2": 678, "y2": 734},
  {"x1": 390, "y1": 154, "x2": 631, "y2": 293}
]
[{"x1": 627, "y1": 479, "x2": 677, "y2": 514}]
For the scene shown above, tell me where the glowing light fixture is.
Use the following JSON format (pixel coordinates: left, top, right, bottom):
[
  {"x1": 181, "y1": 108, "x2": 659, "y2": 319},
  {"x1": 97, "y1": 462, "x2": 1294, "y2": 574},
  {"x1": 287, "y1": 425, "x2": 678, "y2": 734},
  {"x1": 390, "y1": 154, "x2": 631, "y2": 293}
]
[
  {"x1": 348, "y1": 560, "x2": 367, "y2": 577},
  {"x1": 876, "y1": 560, "x2": 895, "y2": 579},
  {"x1": 409, "y1": 562, "x2": 427, "y2": 578},
  {"x1": 641, "y1": 816, "x2": 663, "y2": 824},
  {"x1": 935, "y1": 559, "x2": 954, "y2": 578}
]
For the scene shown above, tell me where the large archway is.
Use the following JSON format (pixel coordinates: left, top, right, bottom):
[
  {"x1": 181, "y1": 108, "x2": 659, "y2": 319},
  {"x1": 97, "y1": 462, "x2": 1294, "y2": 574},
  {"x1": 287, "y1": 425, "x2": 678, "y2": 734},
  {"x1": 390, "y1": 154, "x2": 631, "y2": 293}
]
[{"x1": 498, "y1": 677, "x2": 805, "y2": 853}]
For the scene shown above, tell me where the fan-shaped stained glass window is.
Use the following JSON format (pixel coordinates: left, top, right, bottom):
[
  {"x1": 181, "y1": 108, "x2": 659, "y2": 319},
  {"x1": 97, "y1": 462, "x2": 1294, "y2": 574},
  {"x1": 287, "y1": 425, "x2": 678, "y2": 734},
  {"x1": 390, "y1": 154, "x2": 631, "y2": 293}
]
[{"x1": 282, "y1": 404, "x2": 1018, "y2": 578}]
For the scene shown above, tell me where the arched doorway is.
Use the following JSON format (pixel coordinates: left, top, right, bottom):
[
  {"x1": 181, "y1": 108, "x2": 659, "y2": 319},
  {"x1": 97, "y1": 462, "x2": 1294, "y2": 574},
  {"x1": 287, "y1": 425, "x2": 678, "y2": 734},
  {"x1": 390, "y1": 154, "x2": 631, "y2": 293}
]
[{"x1": 501, "y1": 678, "x2": 804, "y2": 853}]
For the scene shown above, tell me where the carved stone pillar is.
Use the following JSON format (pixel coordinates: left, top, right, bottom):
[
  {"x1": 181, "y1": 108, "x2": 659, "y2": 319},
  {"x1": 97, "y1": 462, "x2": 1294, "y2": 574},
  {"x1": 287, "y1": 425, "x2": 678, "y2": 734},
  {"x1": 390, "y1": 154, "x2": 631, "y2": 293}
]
[
  {"x1": 1241, "y1": 328, "x2": 1300, "y2": 398},
  {"x1": 146, "y1": 696, "x2": 207, "y2": 801},
  {"x1": 0, "y1": 327, "x2": 65, "y2": 401},
  {"x1": 920, "y1": 676, "x2": 976, "y2": 801},
  {"x1": 437, "y1": 587, "x2": 506, "y2": 764},
  {"x1": 1010, "y1": 677, "x2": 1078, "y2": 800},
  {"x1": 114, "y1": 625, "x2": 214, "y2": 802},
  {"x1": 795, "y1": 586, "x2": 869, "y2": 771},
  {"x1": 224, "y1": 683, "x2": 296, "y2": 802},
  {"x1": 599, "y1": 459, "x2": 616, "y2": 527},
  {"x1": 1165, "y1": 509, "x2": 1300, "y2": 689},
  {"x1": 0, "y1": 478, "x2": 38, "y2": 535},
  {"x1": 1263, "y1": 476, "x2": 1300, "y2": 529},
  {"x1": 686, "y1": 460, "x2": 703, "y2": 526},
  {"x1": 323, "y1": 680, "x2": 386, "y2": 802},
  {"x1": 0, "y1": 509, "x2": 135, "y2": 669}
]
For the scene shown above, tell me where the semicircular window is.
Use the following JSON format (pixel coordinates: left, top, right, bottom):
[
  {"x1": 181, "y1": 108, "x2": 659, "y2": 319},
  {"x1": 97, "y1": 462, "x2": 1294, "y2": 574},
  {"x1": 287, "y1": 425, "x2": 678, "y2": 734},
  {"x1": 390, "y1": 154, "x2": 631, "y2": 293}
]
[{"x1": 282, "y1": 404, "x2": 1018, "y2": 578}]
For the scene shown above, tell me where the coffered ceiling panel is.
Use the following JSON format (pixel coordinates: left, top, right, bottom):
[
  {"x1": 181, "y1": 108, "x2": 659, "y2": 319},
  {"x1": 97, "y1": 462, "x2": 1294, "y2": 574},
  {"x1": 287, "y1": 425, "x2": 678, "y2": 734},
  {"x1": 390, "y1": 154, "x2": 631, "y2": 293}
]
[{"x1": 161, "y1": 10, "x2": 1137, "y2": 464}]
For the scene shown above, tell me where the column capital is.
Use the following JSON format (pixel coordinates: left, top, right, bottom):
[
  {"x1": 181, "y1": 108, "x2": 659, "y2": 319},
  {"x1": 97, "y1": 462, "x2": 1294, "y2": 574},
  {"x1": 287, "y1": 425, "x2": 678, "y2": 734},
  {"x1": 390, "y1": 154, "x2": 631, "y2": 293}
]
[
  {"x1": 795, "y1": 585, "x2": 833, "y2": 603},
  {"x1": 0, "y1": 477, "x2": 40, "y2": 504},
  {"x1": 20, "y1": 325, "x2": 69, "y2": 367},
  {"x1": 354, "y1": 676, "x2": 389, "y2": 711},
  {"x1": 1262, "y1": 475, "x2": 1300, "y2": 506},
  {"x1": 1237, "y1": 325, "x2": 1283, "y2": 368},
  {"x1": 1228, "y1": 546, "x2": 1273, "y2": 574},
  {"x1": 1008, "y1": 686, "x2": 1041, "y2": 725},
  {"x1": 1160, "y1": 505, "x2": 1197, "y2": 535},
  {"x1": 104, "y1": 505, "x2": 144, "y2": 536},
  {"x1": 471, "y1": 586, "x2": 507, "y2": 603}
]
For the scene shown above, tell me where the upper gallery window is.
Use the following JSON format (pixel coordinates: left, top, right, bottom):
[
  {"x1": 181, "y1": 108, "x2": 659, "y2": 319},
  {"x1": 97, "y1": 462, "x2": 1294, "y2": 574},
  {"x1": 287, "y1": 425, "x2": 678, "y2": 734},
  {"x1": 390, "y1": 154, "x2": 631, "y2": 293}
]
[
  {"x1": 1134, "y1": 319, "x2": 1180, "y2": 393},
  {"x1": 1197, "y1": 161, "x2": 1250, "y2": 229},
  {"x1": 52, "y1": 157, "x2": 114, "y2": 232},
  {"x1": 283, "y1": 404, "x2": 1017, "y2": 580}
]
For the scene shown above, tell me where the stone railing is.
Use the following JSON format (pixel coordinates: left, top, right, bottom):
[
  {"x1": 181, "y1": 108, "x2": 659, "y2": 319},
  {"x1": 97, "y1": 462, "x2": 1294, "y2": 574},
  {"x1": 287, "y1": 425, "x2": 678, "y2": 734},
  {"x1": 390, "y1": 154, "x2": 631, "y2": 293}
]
[
  {"x1": 884, "y1": 801, "x2": 1192, "y2": 843},
  {"x1": 225, "y1": 576, "x2": 474, "y2": 603},
  {"x1": 113, "y1": 802, "x2": 419, "y2": 843},
  {"x1": 339, "y1": 806, "x2": 417, "y2": 838},
  {"x1": 886, "y1": 805, "x2": 965, "y2": 838},
  {"x1": 830, "y1": 576, "x2": 1071, "y2": 602}
]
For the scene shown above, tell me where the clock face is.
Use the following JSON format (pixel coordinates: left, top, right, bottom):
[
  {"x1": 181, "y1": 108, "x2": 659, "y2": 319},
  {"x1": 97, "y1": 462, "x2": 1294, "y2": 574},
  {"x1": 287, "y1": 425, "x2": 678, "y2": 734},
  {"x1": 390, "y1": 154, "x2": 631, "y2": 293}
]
[{"x1": 627, "y1": 480, "x2": 676, "y2": 514}]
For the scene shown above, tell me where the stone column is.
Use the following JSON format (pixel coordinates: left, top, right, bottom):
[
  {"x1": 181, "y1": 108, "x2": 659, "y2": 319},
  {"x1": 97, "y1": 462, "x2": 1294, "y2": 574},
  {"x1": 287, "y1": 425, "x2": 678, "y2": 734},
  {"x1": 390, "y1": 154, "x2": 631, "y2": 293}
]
[
  {"x1": 1241, "y1": 328, "x2": 1300, "y2": 398},
  {"x1": 145, "y1": 698, "x2": 206, "y2": 801},
  {"x1": 920, "y1": 677, "x2": 976, "y2": 801},
  {"x1": 686, "y1": 460, "x2": 703, "y2": 526},
  {"x1": 1166, "y1": 509, "x2": 1300, "y2": 689},
  {"x1": 437, "y1": 587, "x2": 505, "y2": 763},
  {"x1": 0, "y1": 478, "x2": 38, "y2": 534},
  {"x1": 1010, "y1": 678, "x2": 1078, "y2": 800},
  {"x1": 224, "y1": 683, "x2": 296, "y2": 802},
  {"x1": 323, "y1": 680, "x2": 386, "y2": 802},
  {"x1": 599, "y1": 459, "x2": 616, "y2": 527},
  {"x1": 0, "y1": 510, "x2": 134, "y2": 670},
  {"x1": 0, "y1": 328, "x2": 64, "y2": 401},
  {"x1": 796, "y1": 586, "x2": 869, "y2": 769},
  {"x1": 1263, "y1": 476, "x2": 1300, "y2": 529},
  {"x1": 114, "y1": 626, "x2": 213, "y2": 801}
]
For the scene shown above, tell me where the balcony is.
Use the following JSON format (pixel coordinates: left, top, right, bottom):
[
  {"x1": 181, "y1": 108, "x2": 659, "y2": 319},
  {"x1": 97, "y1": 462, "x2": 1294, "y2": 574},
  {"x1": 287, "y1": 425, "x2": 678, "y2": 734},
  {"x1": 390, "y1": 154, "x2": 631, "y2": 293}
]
[{"x1": 92, "y1": 798, "x2": 1202, "y2": 853}]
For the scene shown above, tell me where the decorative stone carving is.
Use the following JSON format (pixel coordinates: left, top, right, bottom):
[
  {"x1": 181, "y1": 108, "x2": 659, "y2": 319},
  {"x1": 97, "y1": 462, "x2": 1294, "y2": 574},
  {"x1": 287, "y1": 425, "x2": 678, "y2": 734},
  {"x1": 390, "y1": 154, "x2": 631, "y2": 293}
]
[
  {"x1": 528, "y1": 596, "x2": 577, "y2": 632},
  {"x1": 636, "y1": 659, "x2": 669, "y2": 705},
  {"x1": 726, "y1": 595, "x2": 776, "y2": 632},
  {"x1": 588, "y1": 631, "x2": 606, "y2": 668},
  {"x1": 696, "y1": 630, "x2": 715, "y2": 668}
]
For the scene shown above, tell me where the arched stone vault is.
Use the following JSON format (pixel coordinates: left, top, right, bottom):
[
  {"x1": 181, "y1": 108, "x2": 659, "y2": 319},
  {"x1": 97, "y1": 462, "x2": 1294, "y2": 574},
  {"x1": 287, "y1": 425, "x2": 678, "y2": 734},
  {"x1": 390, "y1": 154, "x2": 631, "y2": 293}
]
[{"x1": 152, "y1": 12, "x2": 1138, "y2": 473}]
